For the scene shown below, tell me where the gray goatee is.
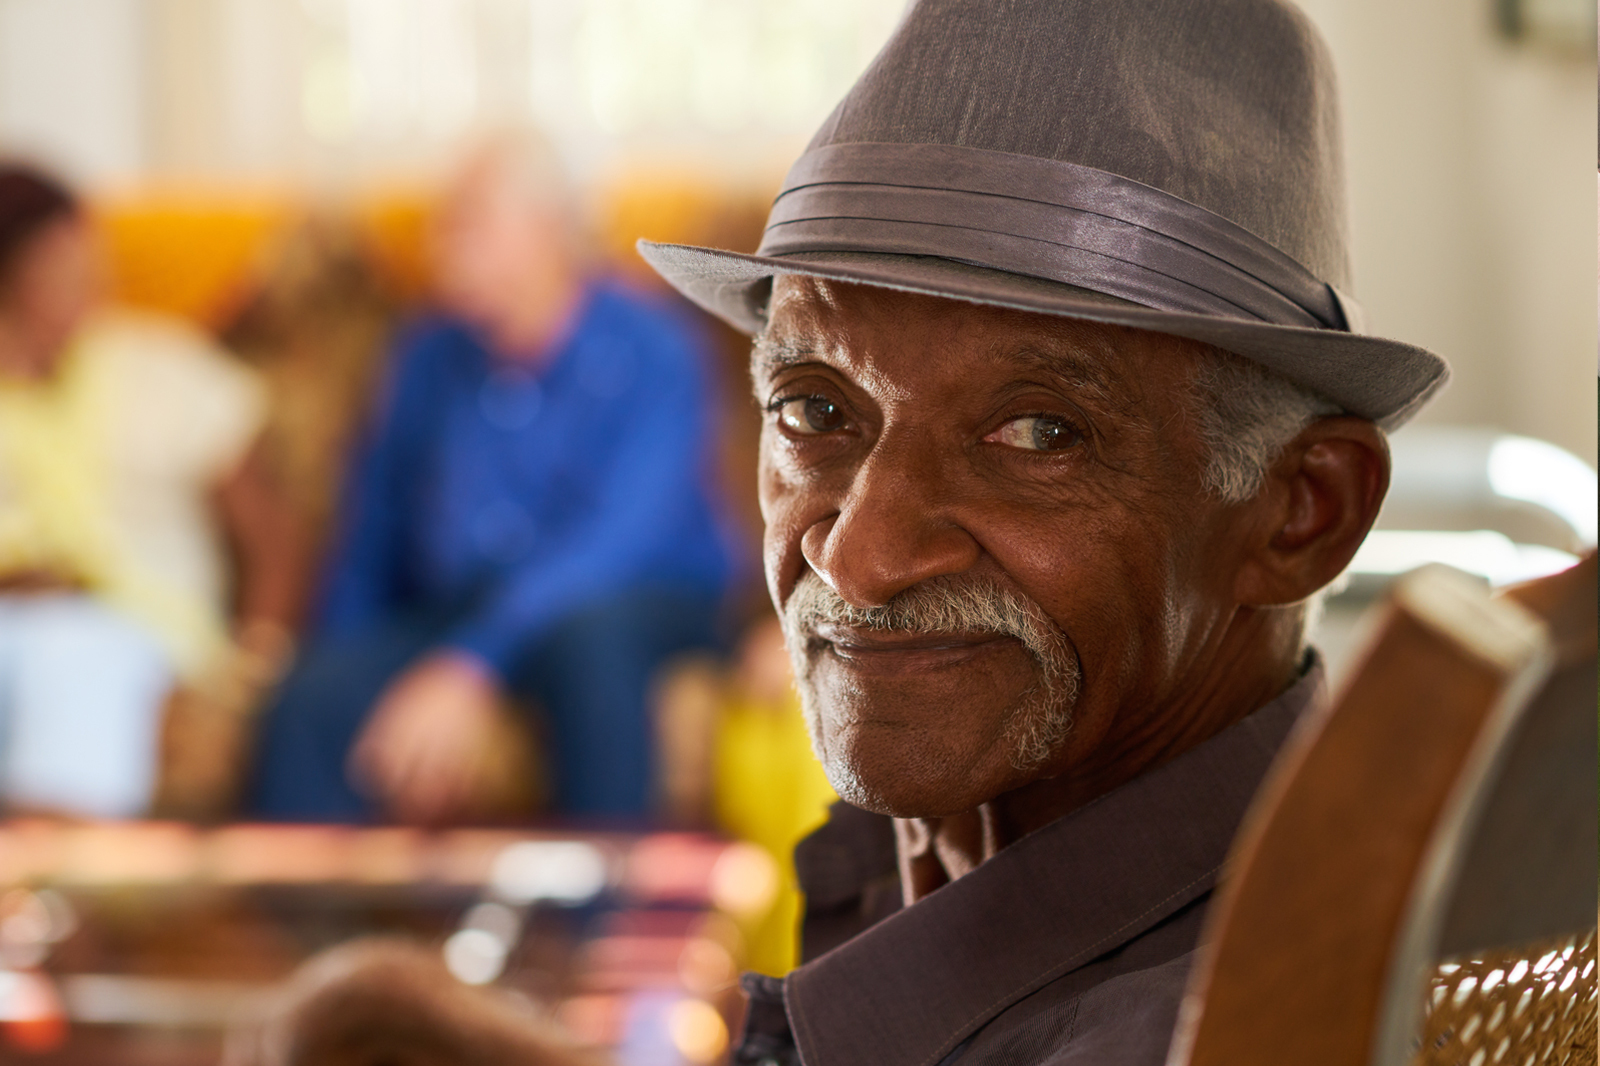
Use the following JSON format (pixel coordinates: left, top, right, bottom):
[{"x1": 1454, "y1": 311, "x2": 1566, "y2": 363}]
[{"x1": 780, "y1": 571, "x2": 1081, "y2": 774}]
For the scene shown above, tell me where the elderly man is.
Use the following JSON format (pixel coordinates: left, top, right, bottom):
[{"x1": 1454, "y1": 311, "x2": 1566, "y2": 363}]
[
  {"x1": 252, "y1": 139, "x2": 739, "y2": 824},
  {"x1": 637, "y1": 0, "x2": 1449, "y2": 1063}
]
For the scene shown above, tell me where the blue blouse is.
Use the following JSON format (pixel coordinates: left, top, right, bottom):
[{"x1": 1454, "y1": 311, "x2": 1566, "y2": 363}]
[{"x1": 315, "y1": 280, "x2": 740, "y2": 676}]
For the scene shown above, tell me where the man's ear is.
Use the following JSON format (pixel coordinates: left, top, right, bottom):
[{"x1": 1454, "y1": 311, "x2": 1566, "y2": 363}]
[{"x1": 1233, "y1": 416, "x2": 1390, "y2": 607}]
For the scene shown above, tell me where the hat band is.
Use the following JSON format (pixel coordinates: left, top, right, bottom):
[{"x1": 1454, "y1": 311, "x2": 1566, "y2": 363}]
[{"x1": 758, "y1": 142, "x2": 1360, "y2": 332}]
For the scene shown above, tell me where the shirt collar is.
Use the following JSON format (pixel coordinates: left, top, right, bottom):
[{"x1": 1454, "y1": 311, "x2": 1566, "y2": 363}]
[{"x1": 782, "y1": 658, "x2": 1326, "y2": 1066}]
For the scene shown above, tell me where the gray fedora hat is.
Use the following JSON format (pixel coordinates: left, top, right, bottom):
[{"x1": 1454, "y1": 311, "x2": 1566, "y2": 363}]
[{"x1": 640, "y1": 0, "x2": 1449, "y2": 430}]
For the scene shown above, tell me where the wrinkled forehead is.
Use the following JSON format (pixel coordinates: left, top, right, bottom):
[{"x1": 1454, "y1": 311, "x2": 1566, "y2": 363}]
[{"x1": 756, "y1": 274, "x2": 1214, "y2": 414}]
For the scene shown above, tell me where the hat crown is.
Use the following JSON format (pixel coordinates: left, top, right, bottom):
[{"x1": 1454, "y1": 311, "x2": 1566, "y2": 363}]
[
  {"x1": 633, "y1": 0, "x2": 1447, "y2": 431},
  {"x1": 805, "y1": 0, "x2": 1349, "y2": 289}
]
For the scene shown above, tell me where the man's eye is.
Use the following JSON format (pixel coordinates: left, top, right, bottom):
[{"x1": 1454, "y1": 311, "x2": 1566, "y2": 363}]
[
  {"x1": 773, "y1": 395, "x2": 846, "y2": 435},
  {"x1": 985, "y1": 415, "x2": 1084, "y2": 452}
]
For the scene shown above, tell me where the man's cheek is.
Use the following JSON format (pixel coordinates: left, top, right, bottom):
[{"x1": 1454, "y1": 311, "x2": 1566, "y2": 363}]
[
  {"x1": 793, "y1": 666, "x2": 872, "y2": 801},
  {"x1": 763, "y1": 518, "x2": 808, "y2": 616},
  {"x1": 755, "y1": 439, "x2": 784, "y2": 525},
  {"x1": 797, "y1": 649, "x2": 1041, "y2": 816}
]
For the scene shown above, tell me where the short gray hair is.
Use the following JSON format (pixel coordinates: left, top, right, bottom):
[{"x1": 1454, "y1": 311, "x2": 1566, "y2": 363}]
[
  {"x1": 1193, "y1": 350, "x2": 1342, "y2": 503},
  {"x1": 1192, "y1": 351, "x2": 1347, "y2": 644}
]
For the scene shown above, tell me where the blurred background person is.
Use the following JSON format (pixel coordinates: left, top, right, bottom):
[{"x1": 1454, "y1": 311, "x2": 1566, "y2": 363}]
[
  {"x1": 250, "y1": 134, "x2": 741, "y2": 826},
  {"x1": 157, "y1": 218, "x2": 403, "y2": 820},
  {"x1": 0, "y1": 161, "x2": 298, "y2": 819},
  {"x1": 653, "y1": 611, "x2": 837, "y2": 974}
]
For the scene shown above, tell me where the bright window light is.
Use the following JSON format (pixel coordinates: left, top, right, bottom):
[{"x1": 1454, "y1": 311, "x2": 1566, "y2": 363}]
[
  {"x1": 490, "y1": 840, "x2": 608, "y2": 905},
  {"x1": 1487, "y1": 435, "x2": 1598, "y2": 546},
  {"x1": 443, "y1": 927, "x2": 507, "y2": 985},
  {"x1": 1349, "y1": 530, "x2": 1578, "y2": 587}
]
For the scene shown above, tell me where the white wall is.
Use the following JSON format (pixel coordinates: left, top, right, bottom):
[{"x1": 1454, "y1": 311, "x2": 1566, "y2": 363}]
[
  {"x1": 1297, "y1": 0, "x2": 1597, "y2": 465},
  {"x1": 0, "y1": 0, "x2": 147, "y2": 182},
  {"x1": 0, "y1": 0, "x2": 906, "y2": 186}
]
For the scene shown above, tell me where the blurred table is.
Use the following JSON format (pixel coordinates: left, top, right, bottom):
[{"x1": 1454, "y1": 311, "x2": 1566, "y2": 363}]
[{"x1": 0, "y1": 820, "x2": 778, "y2": 1065}]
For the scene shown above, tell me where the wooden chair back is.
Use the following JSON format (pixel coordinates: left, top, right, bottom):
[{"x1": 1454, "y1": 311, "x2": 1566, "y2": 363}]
[{"x1": 1168, "y1": 553, "x2": 1597, "y2": 1066}]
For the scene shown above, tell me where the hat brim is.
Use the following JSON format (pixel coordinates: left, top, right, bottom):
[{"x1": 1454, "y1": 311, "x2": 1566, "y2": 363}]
[{"x1": 638, "y1": 241, "x2": 1449, "y2": 432}]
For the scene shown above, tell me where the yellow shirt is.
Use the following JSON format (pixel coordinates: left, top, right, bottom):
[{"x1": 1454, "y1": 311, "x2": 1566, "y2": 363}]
[
  {"x1": 712, "y1": 689, "x2": 838, "y2": 976},
  {"x1": 0, "y1": 310, "x2": 265, "y2": 675}
]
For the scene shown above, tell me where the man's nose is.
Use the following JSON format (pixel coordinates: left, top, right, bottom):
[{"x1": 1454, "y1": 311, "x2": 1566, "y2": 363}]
[{"x1": 801, "y1": 432, "x2": 981, "y2": 608}]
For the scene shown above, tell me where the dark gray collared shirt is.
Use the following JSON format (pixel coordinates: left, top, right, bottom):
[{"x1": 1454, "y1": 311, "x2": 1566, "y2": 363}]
[{"x1": 734, "y1": 659, "x2": 1326, "y2": 1066}]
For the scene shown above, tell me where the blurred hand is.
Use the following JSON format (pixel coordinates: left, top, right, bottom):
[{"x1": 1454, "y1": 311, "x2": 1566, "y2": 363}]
[
  {"x1": 154, "y1": 622, "x2": 297, "y2": 821},
  {"x1": 348, "y1": 651, "x2": 504, "y2": 825}
]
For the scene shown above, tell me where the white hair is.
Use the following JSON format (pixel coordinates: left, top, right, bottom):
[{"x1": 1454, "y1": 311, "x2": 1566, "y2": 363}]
[
  {"x1": 459, "y1": 127, "x2": 577, "y2": 211},
  {"x1": 1192, "y1": 349, "x2": 1343, "y2": 503},
  {"x1": 1191, "y1": 350, "x2": 1349, "y2": 643}
]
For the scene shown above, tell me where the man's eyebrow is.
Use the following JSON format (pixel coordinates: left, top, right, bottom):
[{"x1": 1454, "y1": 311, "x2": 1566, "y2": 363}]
[
  {"x1": 1006, "y1": 345, "x2": 1119, "y2": 397},
  {"x1": 750, "y1": 334, "x2": 818, "y2": 376}
]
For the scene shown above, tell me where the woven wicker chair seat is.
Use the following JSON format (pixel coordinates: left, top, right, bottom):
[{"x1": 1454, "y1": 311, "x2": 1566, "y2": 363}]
[{"x1": 1414, "y1": 930, "x2": 1597, "y2": 1066}]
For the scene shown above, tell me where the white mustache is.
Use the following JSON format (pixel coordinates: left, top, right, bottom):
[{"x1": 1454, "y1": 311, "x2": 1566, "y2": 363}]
[
  {"x1": 780, "y1": 571, "x2": 1080, "y2": 772},
  {"x1": 783, "y1": 570, "x2": 1069, "y2": 677}
]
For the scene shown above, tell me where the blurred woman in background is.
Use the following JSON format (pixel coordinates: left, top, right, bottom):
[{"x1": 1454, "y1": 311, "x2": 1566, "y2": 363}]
[{"x1": 0, "y1": 162, "x2": 299, "y2": 819}]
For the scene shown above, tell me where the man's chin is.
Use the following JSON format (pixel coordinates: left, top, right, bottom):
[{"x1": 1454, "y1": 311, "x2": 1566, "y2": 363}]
[
  {"x1": 826, "y1": 772, "x2": 1010, "y2": 820},
  {"x1": 800, "y1": 672, "x2": 1075, "y2": 813},
  {"x1": 811, "y1": 726, "x2": 1025, "y2": 820}
]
